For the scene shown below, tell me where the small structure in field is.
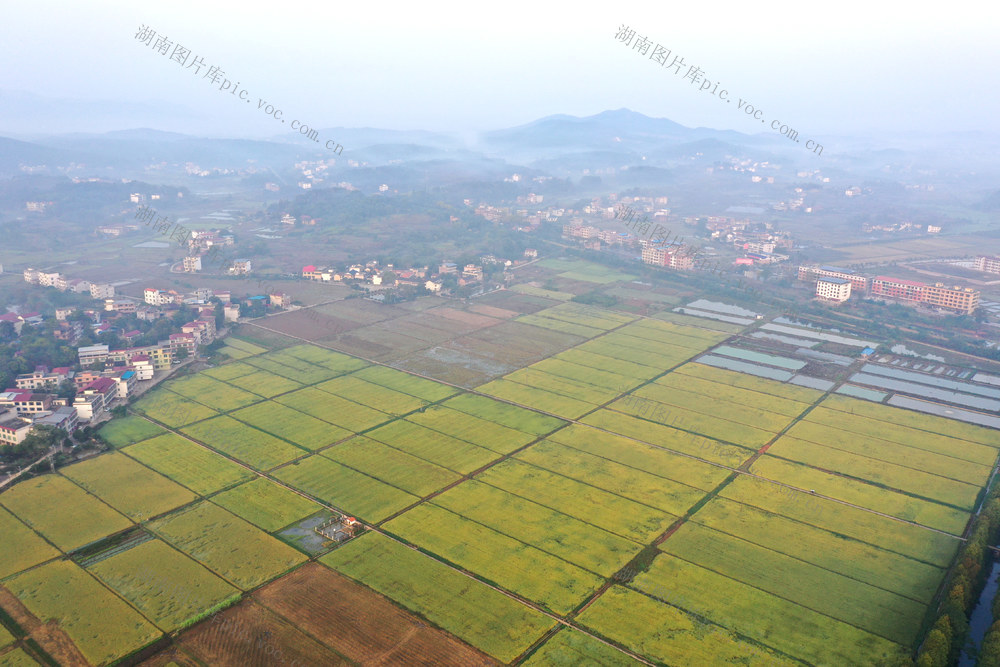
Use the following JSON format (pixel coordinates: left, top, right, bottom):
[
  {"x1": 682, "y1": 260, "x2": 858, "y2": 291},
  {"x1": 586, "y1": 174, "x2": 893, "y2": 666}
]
[{"x1": 315, "y1": 515, "x2": 359, "y2": 542}]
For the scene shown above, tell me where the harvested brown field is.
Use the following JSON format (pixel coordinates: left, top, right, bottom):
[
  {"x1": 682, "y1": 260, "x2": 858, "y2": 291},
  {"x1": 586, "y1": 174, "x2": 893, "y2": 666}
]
[
  {"x1": 175, "y1": 599, "x2": 349, "y2": 666},
  {"x1": 325, "y1": 329, "x2": 431, "y2": 361},
  {"x1": 322, "y1": 334, "x2": 394, "y2": 359},
  {"x1": 262, "y1": 309, "x2": 363, "y2": 340},
  {"x1": 459, "y1": 321, "x2": 585, "y2": 362},
  {"x1": 473, "y1": 292, "x2": 558, "y2": 314},
  {"x1": 395, "y1": 299, "x2": 441, "y2": 312},
  {"x1": 390, "y1": 317, "x2": 589, "y2": 387},
  {"x1": 432, "y1": 307, "x2": 503, "y2": 329},
  {"x1": 396, "y1": 348, "x2": 514, "y2": 387},
  {"x1": 316, "y1": 300, "x2": 408, "y2": 324},
  {"x1": 0, "y1": 586, "x2": 89, "y2": 667},
  {"x1": 468, "y1": 304, "x2": 520, "y2": 319},
  {"x1": 549, "y1": 277, "x2": 598, "y2": 295},
  {"x1": 435, "y1": 338, "x2": 545, "y2": 371},
  {"x1": 137, "y1": 647, "x2": 202, "y2": 667},
  {"x1": 230, "y1": 325, "x2": 292, "y2": 350},
  {"x1": 255, "y1": 563, "x2": 497, "y2": 666},
  {"x1": 376, "y1": 319, "x2": 455, "y2": 344}
]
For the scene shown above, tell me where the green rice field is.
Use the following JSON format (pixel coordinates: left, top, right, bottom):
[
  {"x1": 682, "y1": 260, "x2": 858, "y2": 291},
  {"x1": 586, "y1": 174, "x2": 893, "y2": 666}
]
[{"x1": 123, "y1": 433, "x2": 255, "y2": 495}]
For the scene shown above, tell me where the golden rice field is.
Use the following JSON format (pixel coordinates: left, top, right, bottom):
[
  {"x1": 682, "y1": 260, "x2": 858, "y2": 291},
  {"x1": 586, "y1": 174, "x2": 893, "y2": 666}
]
[{"x1": 2, "y1": 315, "x2": 997, "y2": 667}]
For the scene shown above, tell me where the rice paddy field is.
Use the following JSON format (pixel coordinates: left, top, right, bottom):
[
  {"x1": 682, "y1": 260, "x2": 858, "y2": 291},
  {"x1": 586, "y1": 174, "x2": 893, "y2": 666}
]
[
  {"x1": 147, "y1": 501, "x2": 307, "y2": 590},
  {"x1": 2, "y1": 293, "x2": 999, "y2": 666},
  {"x1": 5, "y1": 560, "x2": 161, "y2": 665},
  {"x1": 87, "y1": 538, "x2": 241, "y2": 632},
  {"x1": 97, "y1": 415, "x2": 166, "y2": 448},
  {"x1": 60, "y1": 452, "x2": 197, "y2": 521}
]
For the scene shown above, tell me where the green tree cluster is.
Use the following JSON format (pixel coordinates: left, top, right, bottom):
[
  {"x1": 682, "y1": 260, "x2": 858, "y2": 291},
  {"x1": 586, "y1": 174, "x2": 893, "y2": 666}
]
[{"x1": 916, "y1": 496, "x2": 1000, "y2": 665}]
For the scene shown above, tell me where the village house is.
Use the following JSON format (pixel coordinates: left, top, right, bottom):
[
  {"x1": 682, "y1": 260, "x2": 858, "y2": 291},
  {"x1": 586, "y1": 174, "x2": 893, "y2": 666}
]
[
  {"x1": 0, "y1": 411, "x2": 32, "y2": 446},
  {"x1": 15, "y1": 366, "x2": 74, "y2": 390},
  {"x1": 73, "y1": 377, "x2": 118, "y2": 421}
]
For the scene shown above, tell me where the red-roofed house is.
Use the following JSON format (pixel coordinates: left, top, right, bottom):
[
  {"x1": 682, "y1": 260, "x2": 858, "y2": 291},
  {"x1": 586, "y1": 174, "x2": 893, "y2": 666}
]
[
  {"x1": 0, "y1": 312, "x2": 30, "y2": 335},
  {"x1": 302, "y1": 265, "x2": 333, "y2": 281},
  {"x1": 74, "y1": 377, "x2": 118, "y2": 421},
  {"x1": 0, "y1": 420, "x2": 32, "y2": 445},
  {"x1": 0, "y1": 411, "x2": 32, "y2": 446},
  {"x1": 73, "y1": 370, "x2": 104, "y2": 389},
  {"x1": 0, "y1": 390, "x2": 52, "y2": 416}
]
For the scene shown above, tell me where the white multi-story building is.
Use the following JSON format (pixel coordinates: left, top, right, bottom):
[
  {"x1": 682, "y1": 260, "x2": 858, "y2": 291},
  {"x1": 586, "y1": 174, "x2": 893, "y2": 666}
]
[
  {"x1": 130, "y1": 356, "x2": 155, "y2": 381},
  {"x1": 816, "y1": 277, "x2": 852, "y2": 302},
  {"x1": 229, "y1": 259, "x2": 252, "y2": 275},
  {"x1": 974, "y1": 256, "x2": 1000, "y2": 275},
  {"x1": 78, "y1": 344, "x2": 110, "y2": 366},
  {"x1": 144, "y1": 288, "x2": 176, "y2": 306},
  {"x1": 89, "y1": 283, "x2": 115, "y2": 299},
  {"x1": 38, "y1": 272, "x2": 61, "y2": 287}
]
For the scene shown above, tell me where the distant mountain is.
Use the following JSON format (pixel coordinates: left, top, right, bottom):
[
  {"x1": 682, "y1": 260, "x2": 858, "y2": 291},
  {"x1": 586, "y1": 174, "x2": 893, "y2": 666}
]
[
  {"x1": 978, "y1": 189, "x2": 1000, "y2": 211},
  {"x1": 308, "y1": 128, "x2": 463, "y2": 152},
  {"x1": 482, "y1": 109, "x2": 690, "y2": 149},
  {"x1": 0, "y1": 137, "x2": 78, "y2": 174},
  {"x1": 478, "y1": 108, "x2": 776, "y2": 165},
  {"x1": 0, "y1": 90, "x2": 207, "y2": 136},
  {"x1": 28, "y1": 131, "x2": 314, "y2": 169}
]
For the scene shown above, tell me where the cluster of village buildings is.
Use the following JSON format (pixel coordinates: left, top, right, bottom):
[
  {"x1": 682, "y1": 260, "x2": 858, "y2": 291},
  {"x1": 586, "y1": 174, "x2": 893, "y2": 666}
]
[
  {"x1": 560, "y1": 194, "x2": 793, "y2": 269},
  {"x1": 0, "y1": 355, "x2": 156, "y2": 446},
  {"x1": 0, "y1": 312, "x2": 222, "y2": 447},
  {"x1": 0, "y1": 277, "x2": 244, "y2": 446},
  {"x1": 20, "y1": 268, "x2": 244, "y2": 342},
  {"x1": 861, "y1": 221, "x2": 942, "y2": 235},
  {"x1": 301, "y1": 253, "x2": 535, "y2": 293},
  {"x1": 799, "y1": 265, "x2": 981, "y2": 314},
  {"x1": 23, "y1": 268, "x2": 116, "y2": 301}
]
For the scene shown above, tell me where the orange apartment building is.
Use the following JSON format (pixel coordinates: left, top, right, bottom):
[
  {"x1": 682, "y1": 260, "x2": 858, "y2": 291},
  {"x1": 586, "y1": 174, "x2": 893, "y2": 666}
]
[{"x1": 871, "y1": 276, "x2": 979, "y2": 315}]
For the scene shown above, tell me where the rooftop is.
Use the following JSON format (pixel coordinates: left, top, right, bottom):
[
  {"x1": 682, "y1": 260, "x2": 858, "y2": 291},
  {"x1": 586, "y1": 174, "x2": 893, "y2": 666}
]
[
  {"x1": 875, "y1": 276, "x2": 925, "y2": 288},
  {"x1": 84, "y1": 378, "x2": 116, "y2": 392}
]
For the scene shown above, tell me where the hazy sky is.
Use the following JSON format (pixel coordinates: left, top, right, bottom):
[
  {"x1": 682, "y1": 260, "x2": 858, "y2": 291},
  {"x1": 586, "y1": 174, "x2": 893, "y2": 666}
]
[{"x1": 2, "y1": 0, "x2": 997, "y2": 139}]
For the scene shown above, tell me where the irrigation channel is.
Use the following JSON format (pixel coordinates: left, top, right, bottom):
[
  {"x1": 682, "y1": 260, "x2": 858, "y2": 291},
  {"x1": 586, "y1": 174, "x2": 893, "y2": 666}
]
[{"x1": 961, "y1": 557, "x2": 1000, "y2": 665}]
